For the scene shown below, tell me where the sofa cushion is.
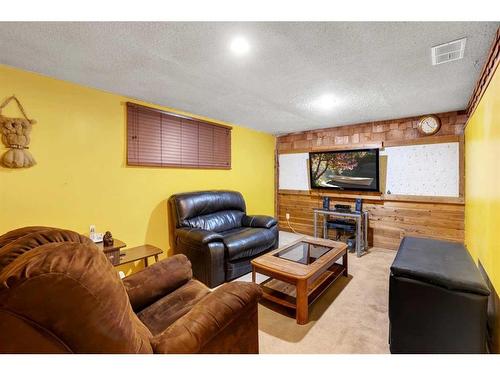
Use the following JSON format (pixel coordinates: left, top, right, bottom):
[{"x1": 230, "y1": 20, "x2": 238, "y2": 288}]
[
  {"x1": 150, "y1": 281, "x2": 262, "y2": 354},
  {"x1": 221, "y1": 227, "x2": 276, "y2": 261},
  {"x1": 0, "y1": 228, "x2": 96, "y2": 273},
  {"x1": 241, "y1": 215, "x2": 277, "y2": 229},
  {"x1": 170, "y1": 190, "x2": 246, "y2": 227},
  {"x1": 137, "y1": 279, "x2": 210, "y2": 336},
  {"x1": 184, "y1": 210, "x2": 244, "y2": 232},
  {"x1": 391, "y1": 236, "x2": 490, "y2": 296},
  {"x1": 0, "y1": 226, "x2": 56, "y2": 249}
]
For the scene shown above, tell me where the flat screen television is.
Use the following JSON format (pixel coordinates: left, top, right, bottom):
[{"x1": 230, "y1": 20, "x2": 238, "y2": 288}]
[{"x1": 309, "y1": 148, "x2": 379, "y2": 192}]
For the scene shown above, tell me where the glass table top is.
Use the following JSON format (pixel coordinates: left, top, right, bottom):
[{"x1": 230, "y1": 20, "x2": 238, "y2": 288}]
[{"x1": 273, "y1": 241, "x2": 333, "y2": 265}]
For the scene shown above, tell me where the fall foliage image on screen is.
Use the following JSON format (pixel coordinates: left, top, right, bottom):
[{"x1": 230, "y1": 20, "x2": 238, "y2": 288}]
[{"x1": 310, "y1": 150, "x2": 378, "y2": 190}]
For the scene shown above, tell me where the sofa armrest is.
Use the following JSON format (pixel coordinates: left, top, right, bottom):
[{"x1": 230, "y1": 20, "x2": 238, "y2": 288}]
[
  {"x1": 242, "y1": 214, "x2": 277, "y2": 229},
  {"x1": 175, "y1": 240, "x2": 226, "y2": 288},
  {"x1": 151, "y1": 281, "x2": 262, "y2": 353},
  {"x1": 123, "y1": 254, "x2": 192, "y2": 312},
  {"x1": 176, "y1": 228, "x2": 223, "y2": 245}
]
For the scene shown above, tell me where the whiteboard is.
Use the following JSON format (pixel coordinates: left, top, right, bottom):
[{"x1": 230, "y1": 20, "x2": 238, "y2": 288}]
[
  {"x1": 380, "y1": 142, "x2": 459, "y2": 197},
  {"x1": 278, "y1": 153, "x2": 310, "y2": 190},
  {"x1": 278, "y1": 142, "x2": 459, "y2": 197}
]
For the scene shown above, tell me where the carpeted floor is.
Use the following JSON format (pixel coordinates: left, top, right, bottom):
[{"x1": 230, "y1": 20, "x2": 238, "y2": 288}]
[{"x1": 235, "y1": 231, "x2": 396, "y2": 354}]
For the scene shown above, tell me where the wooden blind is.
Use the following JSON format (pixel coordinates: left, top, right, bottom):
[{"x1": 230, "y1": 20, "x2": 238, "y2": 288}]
[{"x1": 127, "y1": 102, "x2": 231, "y2": 169}]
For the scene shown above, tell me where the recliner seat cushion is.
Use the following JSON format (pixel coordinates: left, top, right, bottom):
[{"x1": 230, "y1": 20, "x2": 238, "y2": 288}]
[
  {"x1": 221, "y1": 227, "x2": 276, "y2": 261},
  {"x1": 137, "y1": 279, "x2": 210, "y2": 336}
]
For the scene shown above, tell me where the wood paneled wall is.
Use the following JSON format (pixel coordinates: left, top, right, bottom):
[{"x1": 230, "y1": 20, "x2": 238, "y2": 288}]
[
  {"x1": 278, "y1": 190, "x2": 464, "y2": 250},
  {"x1": 276, "y1": 111, "x2": 468, "y2": 250},
  {"x1": 277, "y1": 111, "x2": 467, "y2": 153}
]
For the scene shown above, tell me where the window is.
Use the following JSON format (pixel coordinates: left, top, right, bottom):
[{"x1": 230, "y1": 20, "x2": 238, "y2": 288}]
[{"x1": 127, "y1": 102, "x2": 231, "y2": 169}]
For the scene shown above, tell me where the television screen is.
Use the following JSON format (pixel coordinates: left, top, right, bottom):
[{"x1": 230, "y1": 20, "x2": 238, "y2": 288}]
[{"x1": 309, "y1": 148, "x2": 379, "y2": 191}]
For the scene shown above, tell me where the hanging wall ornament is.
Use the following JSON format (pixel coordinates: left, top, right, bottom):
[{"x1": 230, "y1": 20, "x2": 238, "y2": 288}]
[{"x1": 0, "y1": 95, "x2": 37, "y2": 168}]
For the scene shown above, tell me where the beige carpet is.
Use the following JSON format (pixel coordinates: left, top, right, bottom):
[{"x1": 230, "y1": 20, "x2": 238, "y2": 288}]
[{"x1": 235, "y1": 231, "x2": 396, "y2": 354}]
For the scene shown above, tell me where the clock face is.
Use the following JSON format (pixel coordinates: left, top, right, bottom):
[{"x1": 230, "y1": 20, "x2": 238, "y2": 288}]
[{"x1": 418, "y1": 116, "x2": 441, "y2": 135}]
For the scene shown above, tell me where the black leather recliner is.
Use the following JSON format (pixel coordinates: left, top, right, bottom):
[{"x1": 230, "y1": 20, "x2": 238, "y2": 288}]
[
  {"x1": 169, "y1": 190, "x2": 279, "y2": 288},
  {"x1": 389, "y1": 236, "x2": 490, "y2": 353}
]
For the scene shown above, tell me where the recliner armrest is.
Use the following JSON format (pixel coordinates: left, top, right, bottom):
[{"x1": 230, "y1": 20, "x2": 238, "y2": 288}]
[
  {"x1": 150, "y1": 281, "x2": 262, "y2": 353},
  {"x1": 176, "y1": 228, "x2": 223, "y2": 245},
  {"x1": 242, "y1": 214, "x2": 277, "y2": 229},
  {"x1": 123, "y1": 254, "x2": 193, "y2": 312}
]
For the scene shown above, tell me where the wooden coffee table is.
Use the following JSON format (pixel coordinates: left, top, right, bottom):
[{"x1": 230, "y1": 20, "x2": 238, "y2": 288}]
[{"x1": 251, "y1": 236, "x2": 348, "y2": 325}]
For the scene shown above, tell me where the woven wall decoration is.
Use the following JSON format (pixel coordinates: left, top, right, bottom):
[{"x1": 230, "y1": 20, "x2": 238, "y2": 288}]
[{"x1": 0, "y1": 96, "x2": 37, "y2": 168}]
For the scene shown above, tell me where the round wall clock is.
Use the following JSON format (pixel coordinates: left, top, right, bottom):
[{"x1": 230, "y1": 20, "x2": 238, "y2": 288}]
[{"x1": 417, "y1": 115, "x2": 441, "y2": 136}]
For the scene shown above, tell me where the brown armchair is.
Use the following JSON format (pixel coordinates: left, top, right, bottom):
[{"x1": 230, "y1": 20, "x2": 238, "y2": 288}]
[{"x1": 0, "y1": 227, "x2": 262, "y2": 354}]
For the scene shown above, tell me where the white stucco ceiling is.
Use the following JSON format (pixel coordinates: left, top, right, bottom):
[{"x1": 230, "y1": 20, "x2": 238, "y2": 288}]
[{"x1": 0, "y1": 22, "x2": 498, "y2": 134}]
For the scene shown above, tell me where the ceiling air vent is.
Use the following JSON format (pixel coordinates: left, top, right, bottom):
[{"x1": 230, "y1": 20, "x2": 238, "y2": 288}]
[{"x1": 431, "y1": 38, "x2": 467, "y2": 65}]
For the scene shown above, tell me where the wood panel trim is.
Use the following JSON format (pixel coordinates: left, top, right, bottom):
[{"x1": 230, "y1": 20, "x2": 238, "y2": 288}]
[
  {"x1": 278, "y1": 142, "x2": 382, "y2": 155},
  {"x1": 278, "y1": 189, "x2": 464, "y2": 205},
  {"x1": 380, "y1": 194, "x2": 464, "y2": 205},
  {"x1": 383, "y1": 134, "x2": 461, "y2": 148},
  {"x1": 279, "y1": 134, "x2": 461, "y2": 154},
  {"x1": 459, "y1": 135, "x2": 465, "y2": 197},
  {"x1": 275, "y1": 142, "x2": 281, "y2": 219},
  {"x1": 466, "y1": 27, "x2": 500, "y2": 120}
]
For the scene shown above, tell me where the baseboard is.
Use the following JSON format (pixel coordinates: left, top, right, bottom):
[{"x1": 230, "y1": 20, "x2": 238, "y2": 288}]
[{"x1": 478, "y1": 261, "x2": 500, "y2": 353}]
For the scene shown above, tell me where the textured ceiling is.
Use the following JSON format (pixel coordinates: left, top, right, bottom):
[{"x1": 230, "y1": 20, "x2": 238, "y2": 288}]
[{"x1": 0, "y1": 22, "x2": 498, "y2": 134}]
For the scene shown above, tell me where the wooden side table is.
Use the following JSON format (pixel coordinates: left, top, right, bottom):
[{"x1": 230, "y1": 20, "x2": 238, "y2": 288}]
[
  {"x1": 93, "y1": 238, "x2": 163, "y2": 267},
  {"x1": 95, "y1": 239, "x2": 127, "y2": 265},
  {"x1": 118, "y1": 244, "x2": 163, "y2": 267}
]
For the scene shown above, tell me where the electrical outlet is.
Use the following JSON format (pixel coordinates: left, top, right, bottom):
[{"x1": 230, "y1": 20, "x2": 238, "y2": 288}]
[{"x1": 285, "y1": 213, "x2": 290, "y2": 220}]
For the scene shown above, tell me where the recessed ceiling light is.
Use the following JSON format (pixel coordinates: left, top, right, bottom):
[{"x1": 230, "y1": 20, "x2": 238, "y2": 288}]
[
  {"x1": 230, "y1": 36, "x2": 250, "y2": 55},
  {"x1": 312, "y1": 94, "x2": 336, "y2": 111}
]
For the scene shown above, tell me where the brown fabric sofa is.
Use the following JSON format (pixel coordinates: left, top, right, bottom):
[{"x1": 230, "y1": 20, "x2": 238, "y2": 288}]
[{"x1": 0, "y1": 226, "x2": 262, "y2": 354}]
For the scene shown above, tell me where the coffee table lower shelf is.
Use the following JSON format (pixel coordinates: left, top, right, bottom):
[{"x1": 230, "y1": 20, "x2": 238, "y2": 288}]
[
  {"x1": 260, "y1": 263, "x2": 345, "y2": 310},
  {"x1": 256, "y1": 262, "x2": 347, "y2": 324}
]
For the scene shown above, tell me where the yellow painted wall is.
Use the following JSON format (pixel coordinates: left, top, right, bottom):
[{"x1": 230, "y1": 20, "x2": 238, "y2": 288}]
[
  {"x1": 465, "y1": 65, "x2": 500, "y2": 291},
  {"x1": 0, "y1": 64, "x2": 276, "y2": 275}
]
